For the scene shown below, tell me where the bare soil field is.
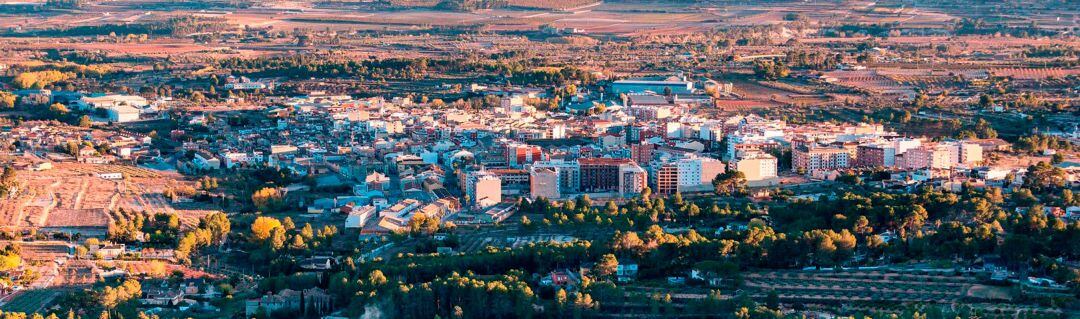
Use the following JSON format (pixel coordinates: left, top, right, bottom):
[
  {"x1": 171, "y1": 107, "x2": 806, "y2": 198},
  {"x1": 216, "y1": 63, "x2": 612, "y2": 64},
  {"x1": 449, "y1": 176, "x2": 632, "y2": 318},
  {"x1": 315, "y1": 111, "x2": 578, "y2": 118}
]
[{"x1": 0, "y1": 163, "x2": 217, "y2": 232}]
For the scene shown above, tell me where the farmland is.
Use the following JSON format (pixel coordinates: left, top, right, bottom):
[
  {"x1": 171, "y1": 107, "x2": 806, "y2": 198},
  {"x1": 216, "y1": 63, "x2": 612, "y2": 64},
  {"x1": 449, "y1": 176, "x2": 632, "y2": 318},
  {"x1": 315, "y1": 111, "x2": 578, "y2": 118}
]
[{"x1": 0, "y1": 162, "x2": 216, "y2": 233}]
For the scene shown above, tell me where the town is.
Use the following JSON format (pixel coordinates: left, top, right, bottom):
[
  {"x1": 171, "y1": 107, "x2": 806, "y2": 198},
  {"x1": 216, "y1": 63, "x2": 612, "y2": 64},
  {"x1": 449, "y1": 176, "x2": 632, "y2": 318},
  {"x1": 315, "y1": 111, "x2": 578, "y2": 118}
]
[{"x1": 0, "y1": 0, "x2": 1077, "y2": 318}]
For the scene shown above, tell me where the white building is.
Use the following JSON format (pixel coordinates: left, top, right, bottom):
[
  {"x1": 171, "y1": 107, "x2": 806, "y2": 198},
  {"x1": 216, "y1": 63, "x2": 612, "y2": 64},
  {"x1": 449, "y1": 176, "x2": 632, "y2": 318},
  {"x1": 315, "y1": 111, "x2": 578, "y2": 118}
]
[
  {"x1": 345, "y1": 205, "x2": 376, "y2": 229},
  {"x1": 193, "y1": 151, "x2": 221, "y2": 170},
  {"x1": 78, "y1": 94, "x2": 148, "y2": 112},
  {"x1": 104, "y1": 105, "x2": 141, "y2": 123},
  {"x1": 676, "y1": 157, "x2": 725, "y2": 191}
]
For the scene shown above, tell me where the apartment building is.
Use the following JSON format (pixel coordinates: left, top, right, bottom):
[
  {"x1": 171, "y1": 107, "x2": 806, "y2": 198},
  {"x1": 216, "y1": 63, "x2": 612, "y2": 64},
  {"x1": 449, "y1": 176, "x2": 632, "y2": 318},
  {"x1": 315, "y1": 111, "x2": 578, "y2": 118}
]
[
  {"x1": 618, "y1": 163, "x2": 648, "y2": 196},
  {"x1": 532, "y1": 160, "x2": 581, "y2": 194},
  {"x1": 505, "y1": 142, "x2": 544, "y2": 168},
  {"x1": 578, "y1": 158, "x2": 635, "y2": 193},
  {"x1": 793, "y1": 146, "x2": 851, "y2": 173},
  {"x1": 529, "y1": 166, "x2": 561, "y2": 199},
  {"x1": 473, "y1": 174, "x2": 502, "y2": 208},
  {"x1": 733, "y1": 152, "x2": 778, "y2": 182}
]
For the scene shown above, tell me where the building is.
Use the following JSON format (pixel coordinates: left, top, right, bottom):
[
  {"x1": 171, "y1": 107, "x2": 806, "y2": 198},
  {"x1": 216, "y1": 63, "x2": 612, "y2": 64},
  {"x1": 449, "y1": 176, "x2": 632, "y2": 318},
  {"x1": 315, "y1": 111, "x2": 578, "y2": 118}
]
[
  {"x1": 676, "y1": 157, "x2": 725, "y2": 192},
  {"x1": 733, "y1": 152, "x2": 778, "y2": 182},
  {"x1": 856, "y1": 144, "x2": 893, "y2": 168},
  {"x1": 615, "y1": 258, "x2": 639, "y2": 283},
  {"x1": 224, "y1": 76, "x2": 273, "y2": 90},
  {"x1": 105, "y1": 105, "x2": 141, "y2": 123},
  {"x1": 77, "y1": 94, "x2": 148, "y2": 111},
  {"x1": 549, "y1": 123, "x2": 567, "y2": 139},
  {"x1": 373, "y1": 199, "x2": 423, "y2": 233},
  {"x1": 505, "y1": 143, "x2": 544, "y2": 168},
  {"x1": 533, "y1": 160, "x2": 581, "y2": 194},
  {"x1": 479, "y1": 203, "x2": 516, "y2": 223},
  {"x1": 12, "y1": 89, "x2": 51, "y2": 105},
  {"x1": 958, "y1": 142, "x2": 983, "y2": 165},
  {"x1": 618, "y1": 163, "x2": 648, "y2": 196},
  {"x1": 344, "y1": 205, "x2": 376, "y2": 229},
  {"x1": 529, "y1": 166, "x2": 561, "y2": 199},
  {"x1": 473, "y1": 174, "x2": 502, "y2": 208},
  {"x1": 193, "y1": 151, "x2": 221, "y2": 170},
  {"x1": 611, "y1": 77, "x2": 694, "y2": 95},
  {"x1": 655, "y1": 163, "x2": 679, "y2": 195},
  {"x1": 578, "y1": 158, "x2": 635, "y2": 193},
  {"x1": 655, "y1": 157, "x2": 726, "y2": 195},
  {"x1": 900, "y1": 145, "x2": 953, "y2": 170},
  {"x1": 793, "y1": 146, "x2": 851, "y2": 173},
  {"x1": 365, "y1": 172, "x2": 391, "y2": 191},
  {"x1": 630, "y1": 142, "x2": 656, "y2": 165}
]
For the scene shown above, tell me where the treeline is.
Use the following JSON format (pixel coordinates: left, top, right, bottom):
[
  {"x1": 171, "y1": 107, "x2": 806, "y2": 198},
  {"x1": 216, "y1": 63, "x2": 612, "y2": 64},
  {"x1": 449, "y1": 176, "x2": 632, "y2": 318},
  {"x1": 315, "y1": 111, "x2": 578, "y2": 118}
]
[
  {"x1": 216, "y1": 56, "x2": 468, "y2": 81},
  {"x1": 833, "y1": 23, "x2": 898, "y2": 37},
  {"x1": 953, "y1": 18, "x2": 1058, "y2": 37},
  {"x1": 482, "y1": 65, "x2": 597, "y2": 87},
  {"x1": 1024, "y1": 45, "x2": 1078, "y2": 58},
  {"x1": 20, "y1": 16, "x2": 232, "y2": 37},
  {"x1": 248, "y1": 178, "x2": 1080, "y2": 318},
  {"x1": 216, "y1": 56, "x2": 597, "y2": 87},
  {"x1": 44, "y1": 49, "x2": 152, "y2": 65},
  {"x1": 785, "y1": 50, "x2": 842, "y2": 71},
  {"x1": 11, "y1": 70, "x2": 76, "y2": 89},
  {"x1": 324, "y1": 242, "x2": 594, "y2": 318},
  {"x1": 243, "y1": 215, "x2": 338, "y2": 273},
  {"x1": 51, "y1": 279, "x2": 149, "y2": 319},
  {"x1": 106, "y1": 210, "x2": 230, "y2": 263},
  {"x1": 437, "y1": 0, "x2": 508, "y2": 11},
  {"x1": 1015, "y1": 134, "x2": 1076, "y2": 153},
  {"x1": 45, "y1": 0, "x2": 85, "y2": 9}
]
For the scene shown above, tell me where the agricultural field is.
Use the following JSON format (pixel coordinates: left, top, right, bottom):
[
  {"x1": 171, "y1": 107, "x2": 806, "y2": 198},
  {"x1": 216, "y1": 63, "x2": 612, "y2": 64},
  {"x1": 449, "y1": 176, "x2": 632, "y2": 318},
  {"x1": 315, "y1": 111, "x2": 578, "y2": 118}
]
[
  {"x1": 0, "y1": 162, "x2": 217, "y2": 233},
  {"x1": 741, "y1": 269, "x2": 1000, "y2": 304},
  {"x1": 0, "y1": 289, "x2": 60, "y2": 313}
]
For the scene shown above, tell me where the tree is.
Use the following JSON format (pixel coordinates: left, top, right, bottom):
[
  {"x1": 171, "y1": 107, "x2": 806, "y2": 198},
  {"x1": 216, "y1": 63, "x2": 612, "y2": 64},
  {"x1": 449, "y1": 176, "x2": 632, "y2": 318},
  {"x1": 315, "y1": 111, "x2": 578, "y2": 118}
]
[
  {"x1": 282, "y1": 216, "x2": 296, "y2": 231},
  {"x1": 78, "y1": 115, "x2": 92, "y2": 128},
  {"x1": 1023, "y1": 161, "x2": 1067, "y2": 193},
  {"x1": 250, "y1": 216, "x2": 282, "y2": 242},
  {"x1": 251, "y1": 187, "x2": 284, "y2": 211},
  {"x1": 611, "y1": 231, "x2": 644, "y2": 254},
  {"x1": 0, "y1": 91, "x2": 15, "y2": 109},
  {"x1": 48, "y1": 103, "x2": 70, "y2": 117},
  {"x1": 1051, "y1": 153, "x2": 1064, "y2": 165},
  {"x1": 269, "y1": 227, "x2": 287, "y2": 250},
  {"x1": 200, "y1": 212, "x2": 231, "y2": 245},
  {"x1": 712, "y1": 170, "x2": 747, "y2": 196},
  {"x1": 753, "y1": 60, "x2": 790, "y2": 80},
  {"x1": 978, "y1": 94, "x2": 994, "y2": 108},
  {"x1": 12, "y1": 70, "x2": 75, "y2": 89},
  {"x1": 368, "y1": 270, "x2": 388, "y2": 286},
  {"x1": 595, "y1": 254, "x2": 619, "y2": 278},
  {"x1": 0, "y1": 167, "x2": 18, "y2": 197},
  {"x1": 289, "y1": 235, "x2": 306, "y2": 251},
  {"x1": 0, "y1": 252, "x2": 21, "y2": 272}
]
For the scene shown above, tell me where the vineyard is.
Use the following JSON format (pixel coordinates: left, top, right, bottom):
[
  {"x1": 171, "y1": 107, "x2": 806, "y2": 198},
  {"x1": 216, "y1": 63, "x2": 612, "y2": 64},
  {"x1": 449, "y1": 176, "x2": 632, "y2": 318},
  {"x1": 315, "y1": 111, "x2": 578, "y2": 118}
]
[{"x1": 989, "y1": 67, "x2": 1080, "y2": 80}]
